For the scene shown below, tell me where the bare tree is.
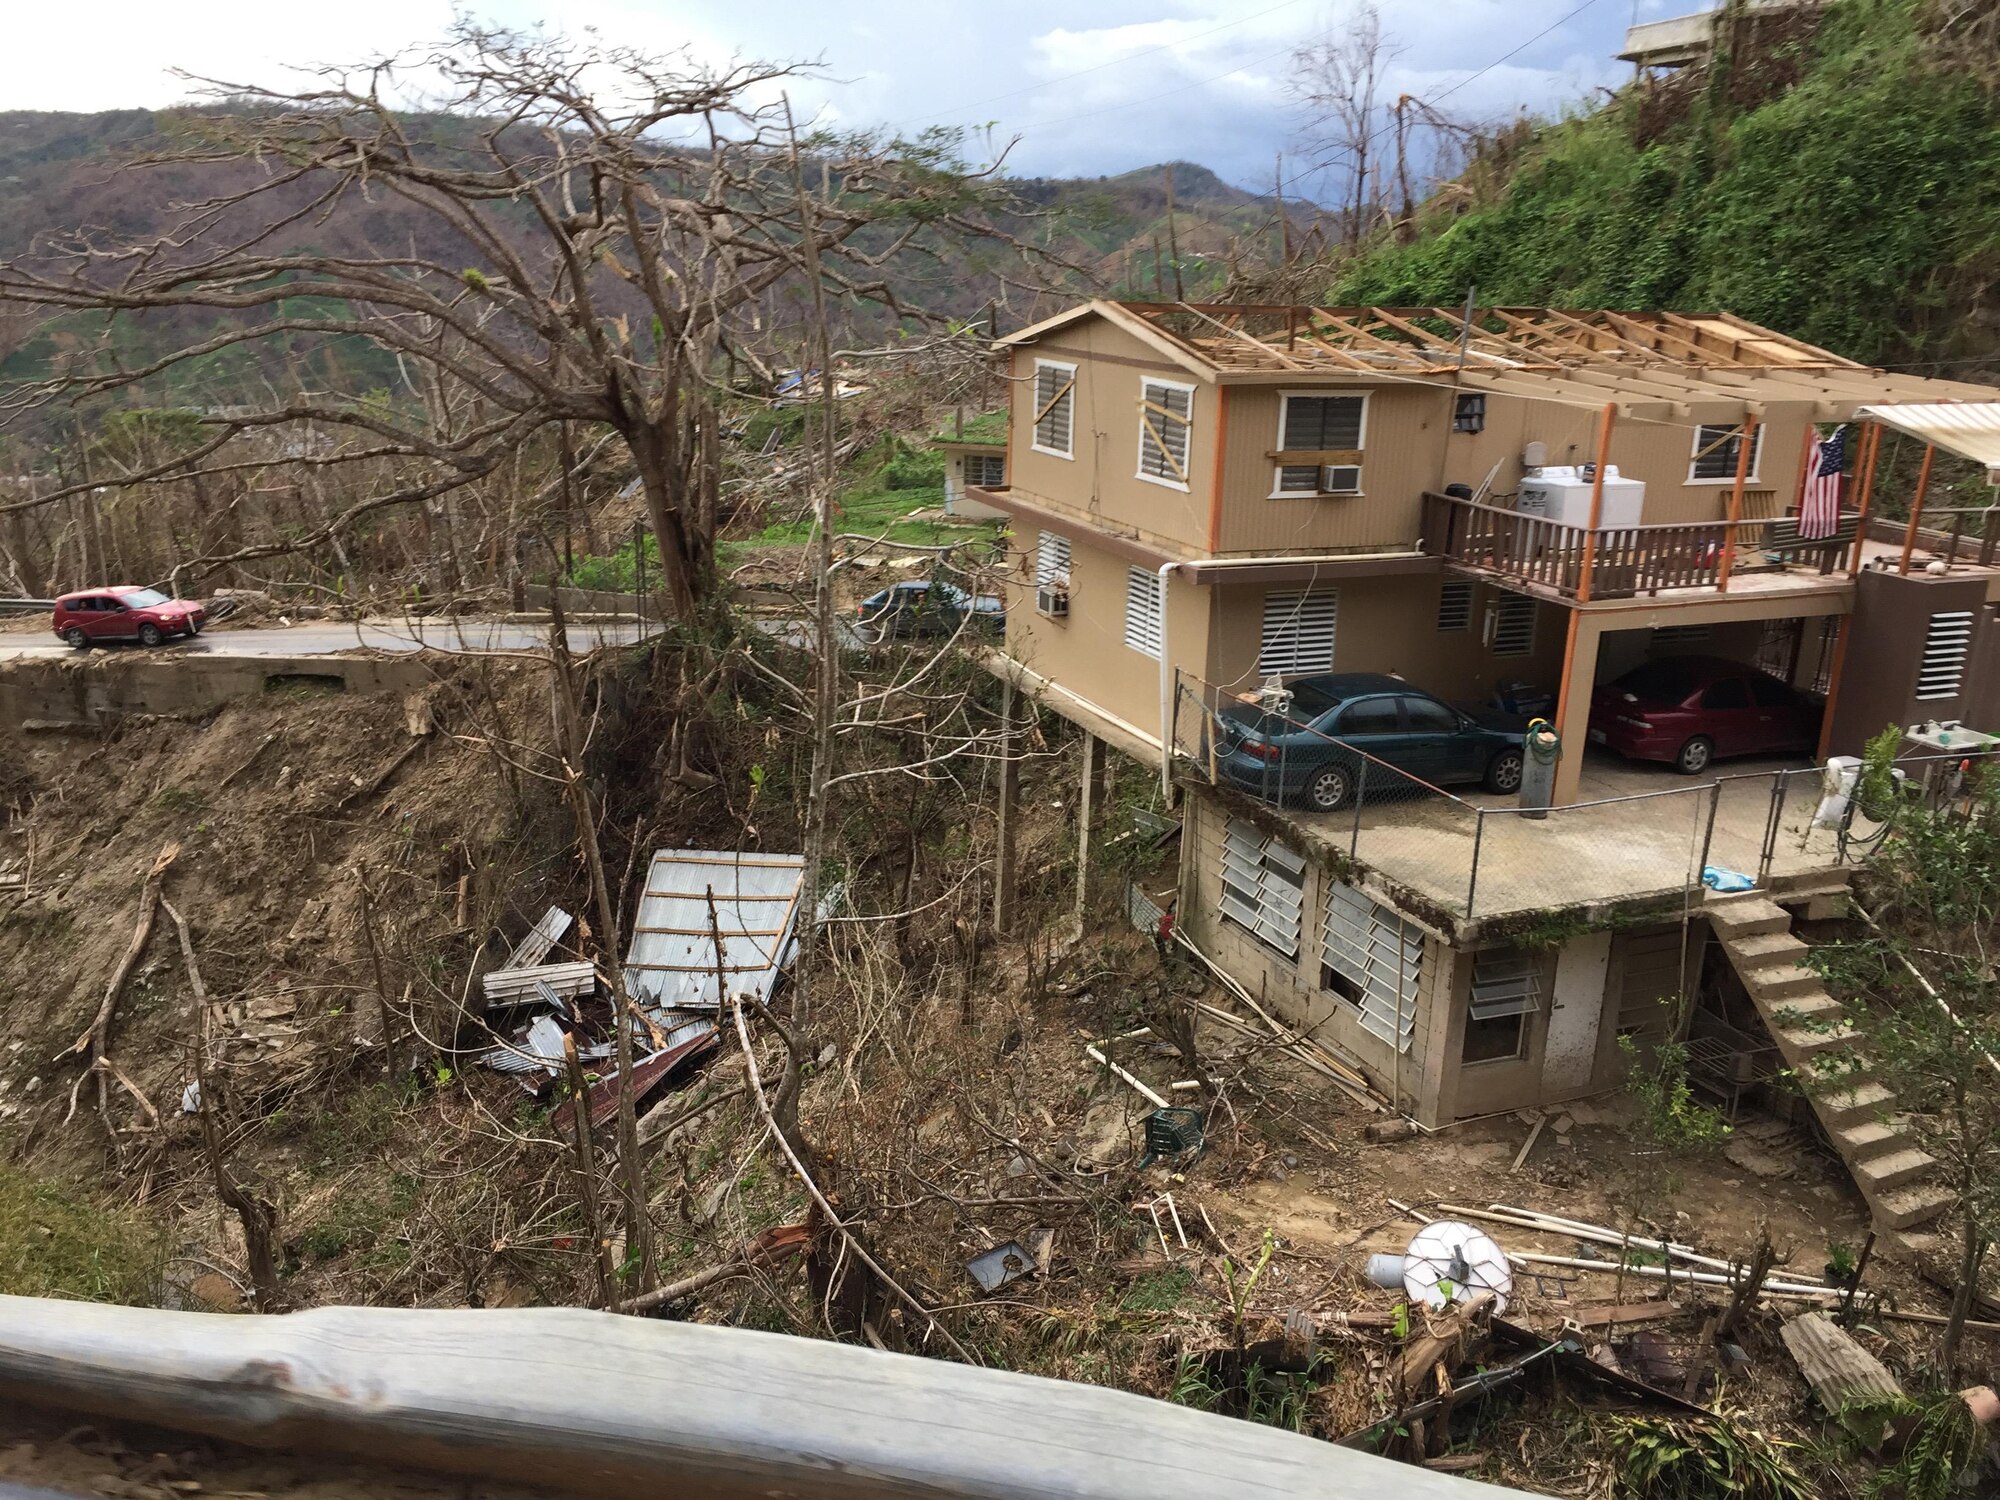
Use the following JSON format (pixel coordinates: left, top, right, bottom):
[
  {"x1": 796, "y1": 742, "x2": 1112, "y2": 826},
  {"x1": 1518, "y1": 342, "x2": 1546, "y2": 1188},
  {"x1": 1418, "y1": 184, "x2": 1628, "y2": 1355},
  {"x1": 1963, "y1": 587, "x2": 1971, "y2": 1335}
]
[
  {"x1": 1289, "y1": 3, "x2": 1399, "y2": 250},
  {"x1": 0, "y1": 24, "x2": 1033, "y2": 616}
]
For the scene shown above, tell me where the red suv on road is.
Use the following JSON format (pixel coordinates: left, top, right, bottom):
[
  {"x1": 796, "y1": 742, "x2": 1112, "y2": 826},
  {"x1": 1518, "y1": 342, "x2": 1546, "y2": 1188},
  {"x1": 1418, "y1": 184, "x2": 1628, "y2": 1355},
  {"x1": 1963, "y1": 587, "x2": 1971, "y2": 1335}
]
[{"x1": 52, "y1": 587, "x2": 206, "y2": 649}]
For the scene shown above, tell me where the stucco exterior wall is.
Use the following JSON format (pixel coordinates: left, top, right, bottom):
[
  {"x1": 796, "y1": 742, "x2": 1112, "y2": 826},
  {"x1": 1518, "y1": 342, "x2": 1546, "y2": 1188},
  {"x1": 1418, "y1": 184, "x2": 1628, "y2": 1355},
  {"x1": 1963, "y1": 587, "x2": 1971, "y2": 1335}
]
[
  {"x1": 1004, "y1": 528, "x2": 1210, "y2": 748},
  {"x1": 1005, "y1": 322, "x2": 1216, "y2": 558},
  {"x1": 1202, "y1": 573, "x2": 1567, "y2": 709}
]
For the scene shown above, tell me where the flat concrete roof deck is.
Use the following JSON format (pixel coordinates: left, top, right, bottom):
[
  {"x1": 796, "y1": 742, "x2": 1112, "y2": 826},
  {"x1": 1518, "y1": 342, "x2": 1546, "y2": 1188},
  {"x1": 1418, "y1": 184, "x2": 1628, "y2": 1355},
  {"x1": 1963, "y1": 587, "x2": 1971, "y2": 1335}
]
[{"x1": 1237, "y1": 751, "x2": 1843, "y2": 927}]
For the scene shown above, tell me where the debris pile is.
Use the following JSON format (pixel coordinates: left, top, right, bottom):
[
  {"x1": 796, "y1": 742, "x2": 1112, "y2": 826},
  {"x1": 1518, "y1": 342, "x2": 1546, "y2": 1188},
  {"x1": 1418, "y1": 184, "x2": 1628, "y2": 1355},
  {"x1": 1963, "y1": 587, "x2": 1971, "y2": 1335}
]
[{"x1": 477, "y1": 851, "x2": 808, "y2": 1125}]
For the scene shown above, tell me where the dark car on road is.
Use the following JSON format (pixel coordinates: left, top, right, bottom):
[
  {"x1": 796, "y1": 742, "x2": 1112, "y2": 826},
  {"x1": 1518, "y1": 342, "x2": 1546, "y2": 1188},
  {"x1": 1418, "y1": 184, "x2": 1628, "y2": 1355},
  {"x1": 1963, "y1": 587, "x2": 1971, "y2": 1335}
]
[
  {"x1": 52, "y1": 586, "x2": 205, "y2": 649},
  {"x1": 1211, "y1": 672, "x2": 1526, "y2": 812},
  {"x1": 855, "y1": 579, "x2": 1004, "y2": 642},
  {"x1": 1588, "y1": 655, "x2": 1822, "y2": 775}
]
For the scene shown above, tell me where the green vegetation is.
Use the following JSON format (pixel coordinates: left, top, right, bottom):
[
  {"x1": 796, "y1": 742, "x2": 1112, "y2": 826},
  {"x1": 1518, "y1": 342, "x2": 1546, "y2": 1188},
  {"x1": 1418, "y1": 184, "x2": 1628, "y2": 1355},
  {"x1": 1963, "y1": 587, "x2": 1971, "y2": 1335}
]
[
  {"x1": 0, "y1": 1165, "x2": 161, "y2": 1302},
  {"x1": 1338, "y1": 1, "x2": 2000, "y2": 368},
  {"x1": 1612, "y1": 1413, "x2": 1811, "y2": 1500}
]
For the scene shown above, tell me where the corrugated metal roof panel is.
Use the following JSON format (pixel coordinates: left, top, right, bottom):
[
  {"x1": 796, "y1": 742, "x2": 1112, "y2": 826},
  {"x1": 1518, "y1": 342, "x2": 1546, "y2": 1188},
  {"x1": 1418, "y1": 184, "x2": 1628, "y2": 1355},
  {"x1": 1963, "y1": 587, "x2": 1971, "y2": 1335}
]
[
  {"x1": 624, "y1": 849, "x2": 807, "y2": 1009},
  {"x1": 1854, "y1": 403, "x2": 2000, "y2": 482}
]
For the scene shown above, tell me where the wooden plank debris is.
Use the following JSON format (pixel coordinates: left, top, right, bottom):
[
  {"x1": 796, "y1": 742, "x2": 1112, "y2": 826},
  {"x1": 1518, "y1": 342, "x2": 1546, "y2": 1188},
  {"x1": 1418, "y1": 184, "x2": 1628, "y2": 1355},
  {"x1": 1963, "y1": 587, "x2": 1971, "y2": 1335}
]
[{"x1": 1780, "y1": 1311, "x2": 1903, "y2": 1410}]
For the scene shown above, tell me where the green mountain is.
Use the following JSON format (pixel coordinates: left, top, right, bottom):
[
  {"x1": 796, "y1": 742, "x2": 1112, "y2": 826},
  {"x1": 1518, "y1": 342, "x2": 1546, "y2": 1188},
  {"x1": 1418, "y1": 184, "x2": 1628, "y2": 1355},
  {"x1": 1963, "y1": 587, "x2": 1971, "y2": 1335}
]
[{"x1": 1335, "y1": 0, "x2": 2000, "y2": 371}]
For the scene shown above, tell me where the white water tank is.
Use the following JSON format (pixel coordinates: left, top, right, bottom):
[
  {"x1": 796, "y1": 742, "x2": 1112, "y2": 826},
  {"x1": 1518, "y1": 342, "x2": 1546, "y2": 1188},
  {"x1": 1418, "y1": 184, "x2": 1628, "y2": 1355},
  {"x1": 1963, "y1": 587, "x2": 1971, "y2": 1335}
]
[{"x1": 1516, "y1": 465, "x2": 1645, "y2": 529}]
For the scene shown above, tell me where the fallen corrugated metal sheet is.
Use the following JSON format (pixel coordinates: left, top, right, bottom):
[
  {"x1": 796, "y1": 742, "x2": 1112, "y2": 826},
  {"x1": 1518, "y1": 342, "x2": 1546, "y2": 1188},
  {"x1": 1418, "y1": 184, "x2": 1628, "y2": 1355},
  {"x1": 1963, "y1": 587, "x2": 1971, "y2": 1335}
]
[
  {"x1": 1857, "y1": 402, "x2": 2000, "y2": 483},
  {"x1": 624, "y1": 850, "x2": 807, "y2": 1010},
  {"x1": 550, "y1": 1027, "x2": 720, "y2": 1134},
  {"x1": 505, "y1": 906, "x2": 573, "y2": 970},
  {"x1": 483, "y1": 960, "x2": 597, "y2": 1006}
]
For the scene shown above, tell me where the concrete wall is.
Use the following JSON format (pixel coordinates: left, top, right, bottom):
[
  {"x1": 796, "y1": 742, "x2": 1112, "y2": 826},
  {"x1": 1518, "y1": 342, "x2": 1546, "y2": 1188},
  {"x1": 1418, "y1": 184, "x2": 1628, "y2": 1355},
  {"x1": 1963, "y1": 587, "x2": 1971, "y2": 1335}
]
[
  {"x1": 1178, "y1": 790, "x2": 1451, "y2": 1118},
  {"x1": 0, "y1": 653, "x2": 436, "y2": 729},
  {"x1": 1827, "y1": 568, "x2": 2000, "y2": 751},
  {"x1": 1178, "y1": 790, "x2": 1698, "y2": 1122}
]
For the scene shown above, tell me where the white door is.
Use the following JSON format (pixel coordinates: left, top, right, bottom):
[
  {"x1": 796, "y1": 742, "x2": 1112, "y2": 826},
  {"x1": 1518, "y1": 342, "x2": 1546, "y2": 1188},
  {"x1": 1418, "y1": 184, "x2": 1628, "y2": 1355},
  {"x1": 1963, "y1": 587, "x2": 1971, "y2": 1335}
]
[{"x1": 1544, "y1": 931, "x2": 1612, "y2": 1095}]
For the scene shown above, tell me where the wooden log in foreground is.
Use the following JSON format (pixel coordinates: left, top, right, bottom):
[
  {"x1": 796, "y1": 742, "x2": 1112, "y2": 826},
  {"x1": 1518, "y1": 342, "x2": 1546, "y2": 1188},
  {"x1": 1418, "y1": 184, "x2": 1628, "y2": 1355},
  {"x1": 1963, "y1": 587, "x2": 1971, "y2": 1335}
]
[{"x1": 0, "y1": 1299, "x2": 1530, "y2": 1500}]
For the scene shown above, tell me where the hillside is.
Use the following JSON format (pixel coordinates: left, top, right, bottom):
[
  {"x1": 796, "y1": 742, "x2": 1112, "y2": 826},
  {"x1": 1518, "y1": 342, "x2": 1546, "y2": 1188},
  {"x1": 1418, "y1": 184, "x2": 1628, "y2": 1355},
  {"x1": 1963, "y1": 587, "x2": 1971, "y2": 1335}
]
[
  {"x1": 0, "y1": 111, "x2": 1278, "y2": 406},
  {"x1": 1334, "y1": 0, "x2": 2000, "y2": 372}
]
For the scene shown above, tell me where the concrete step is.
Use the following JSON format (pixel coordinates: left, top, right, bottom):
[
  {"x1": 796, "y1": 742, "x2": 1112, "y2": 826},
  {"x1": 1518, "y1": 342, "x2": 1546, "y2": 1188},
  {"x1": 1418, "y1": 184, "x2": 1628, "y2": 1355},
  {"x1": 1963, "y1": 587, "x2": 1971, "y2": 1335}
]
[
  {"x1": 1767, "y1": 991, "x2": 1842, "y2": 1025},
  {"x1": 1819, "y1": 1080, "x2": 1897, "y2": 1126},
  {"x1": 1797, "y1": 1053, "x2": 1872, "y2": 1092},
  {"x1": 1769, "y1": 869, "x2": 1851, "y2": 900},
  {"x1": 1855, "y1": 1148, "x2": 1938, "y2": 1195},
  {"x1": 1834, "y1": 1120, "x2": 1912, "y2": 1164},
  {"x1": 1774, "y1": 1020, "x2": 1862, "y2": 1059},
  {"x1": 1708, "y1": 897, "x2": 1791, "y2": 939},
  {"x1": 1727, "y1": 930, "x2": 1810, "y2": 969},
  {"x1": 1869, "y1": 1182, "x2": 1954, "y2": 1232},
  {"x1": 1742, "y1": 964, "x2": 1823, "y2": 1004}
]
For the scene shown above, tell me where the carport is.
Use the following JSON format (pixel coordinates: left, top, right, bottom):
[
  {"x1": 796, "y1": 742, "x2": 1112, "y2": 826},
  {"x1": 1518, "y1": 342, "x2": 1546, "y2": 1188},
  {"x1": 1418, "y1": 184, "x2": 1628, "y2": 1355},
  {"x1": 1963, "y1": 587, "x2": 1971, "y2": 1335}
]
[{"x1": 1547, "y1": 587, "x2": 1849, "y2": 805}]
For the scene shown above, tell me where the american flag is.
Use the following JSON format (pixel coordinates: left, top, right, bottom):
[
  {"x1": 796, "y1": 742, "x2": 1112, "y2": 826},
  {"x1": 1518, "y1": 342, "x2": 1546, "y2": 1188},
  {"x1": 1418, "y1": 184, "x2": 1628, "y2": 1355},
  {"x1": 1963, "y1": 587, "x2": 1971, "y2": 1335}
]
[{"x1": 1799, "y1": 424, "x2": 1847, "y2": 540}]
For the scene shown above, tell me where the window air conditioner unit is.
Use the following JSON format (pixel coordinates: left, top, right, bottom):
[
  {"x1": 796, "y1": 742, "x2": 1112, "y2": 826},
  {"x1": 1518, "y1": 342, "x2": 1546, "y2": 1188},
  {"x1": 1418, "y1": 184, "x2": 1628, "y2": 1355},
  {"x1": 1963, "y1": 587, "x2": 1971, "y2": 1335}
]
[
  {"x1": 1036, "y1": 584, "x2": 1070, "y2": 618},
  {"x1": 1320, "y1": 465, "x2": 1362, "y2": 495}
]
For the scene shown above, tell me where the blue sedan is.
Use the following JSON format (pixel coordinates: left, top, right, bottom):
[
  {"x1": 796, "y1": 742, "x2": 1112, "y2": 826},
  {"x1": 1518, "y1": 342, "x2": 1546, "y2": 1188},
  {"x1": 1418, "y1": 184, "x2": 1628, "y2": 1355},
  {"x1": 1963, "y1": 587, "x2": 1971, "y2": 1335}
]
[{"x1": 1212, "y1": 672, "x2": 1526, "y2": 812}]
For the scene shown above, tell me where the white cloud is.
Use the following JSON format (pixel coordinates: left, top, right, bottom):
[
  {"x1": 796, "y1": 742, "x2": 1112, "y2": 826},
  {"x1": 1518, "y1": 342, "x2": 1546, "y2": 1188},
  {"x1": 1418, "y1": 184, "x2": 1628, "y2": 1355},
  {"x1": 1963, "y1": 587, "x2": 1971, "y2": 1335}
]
[{"x1": 4, "y1": 0, "x2": 1639, "y2": 189}]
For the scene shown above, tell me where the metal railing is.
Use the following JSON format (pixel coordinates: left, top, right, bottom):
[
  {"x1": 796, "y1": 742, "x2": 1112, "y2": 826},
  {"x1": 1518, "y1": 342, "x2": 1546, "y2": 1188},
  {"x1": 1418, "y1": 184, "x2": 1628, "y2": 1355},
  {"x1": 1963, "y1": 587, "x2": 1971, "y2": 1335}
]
[
  {"x1": 1419, "y1": 491, "x2": 1853, "y2": 599},
  {"x1": 1172, "y1": 669, "x2": 2000, "y2": 921}
]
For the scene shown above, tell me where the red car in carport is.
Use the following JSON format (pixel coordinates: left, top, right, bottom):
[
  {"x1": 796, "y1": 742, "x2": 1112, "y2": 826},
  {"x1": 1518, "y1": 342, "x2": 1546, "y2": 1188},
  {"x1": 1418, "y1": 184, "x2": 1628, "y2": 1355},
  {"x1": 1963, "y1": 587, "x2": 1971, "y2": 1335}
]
[
  {"x1": 1587, "y1": 655, "x2": 1822, "y2": 775},
  {"x1": 52, "y1": 587, "x2": 206, "y2": 649}
]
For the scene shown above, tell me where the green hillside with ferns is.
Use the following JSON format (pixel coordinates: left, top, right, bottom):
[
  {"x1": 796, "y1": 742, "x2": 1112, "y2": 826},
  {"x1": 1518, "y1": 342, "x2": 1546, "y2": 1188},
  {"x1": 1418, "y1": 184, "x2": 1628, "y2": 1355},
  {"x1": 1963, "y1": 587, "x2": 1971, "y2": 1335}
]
[{"x1": 1336, "y1": 0, "x2": 2000, "y2": 369}]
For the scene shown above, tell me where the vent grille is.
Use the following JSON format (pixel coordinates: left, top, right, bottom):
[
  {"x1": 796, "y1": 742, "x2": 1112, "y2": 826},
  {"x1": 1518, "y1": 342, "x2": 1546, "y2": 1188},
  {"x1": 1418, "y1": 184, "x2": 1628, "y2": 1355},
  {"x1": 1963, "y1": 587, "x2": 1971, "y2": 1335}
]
[
  {"x1": 1258, "y1": 590, "x2": 1338, "y2": 675},
  {"x1": 1917, "y1": 610, "x2": 1974, "y2": 701},
  {"x1": 1436, "y1": 580, "x2": 1473, "y2": 633},
  {"x1": 1489, "y1": 596, "x2": 1536, "y2": 657}
]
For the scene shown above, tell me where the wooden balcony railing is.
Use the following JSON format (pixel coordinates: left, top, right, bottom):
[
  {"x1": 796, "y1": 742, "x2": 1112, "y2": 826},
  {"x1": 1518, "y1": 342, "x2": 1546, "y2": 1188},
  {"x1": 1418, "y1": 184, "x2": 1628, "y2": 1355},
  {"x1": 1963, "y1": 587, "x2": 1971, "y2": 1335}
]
[{"x1": 1419, "y1": 491, "x2": 1854, "y2": 599}]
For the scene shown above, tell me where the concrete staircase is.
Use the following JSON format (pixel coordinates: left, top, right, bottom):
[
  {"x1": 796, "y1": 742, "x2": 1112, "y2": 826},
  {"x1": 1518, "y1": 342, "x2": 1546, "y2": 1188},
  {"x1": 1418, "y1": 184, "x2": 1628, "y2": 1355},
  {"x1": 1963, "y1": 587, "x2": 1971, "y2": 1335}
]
[{"x1": 1707, "y1": 886, "x2": 1952, "y2": 1233}]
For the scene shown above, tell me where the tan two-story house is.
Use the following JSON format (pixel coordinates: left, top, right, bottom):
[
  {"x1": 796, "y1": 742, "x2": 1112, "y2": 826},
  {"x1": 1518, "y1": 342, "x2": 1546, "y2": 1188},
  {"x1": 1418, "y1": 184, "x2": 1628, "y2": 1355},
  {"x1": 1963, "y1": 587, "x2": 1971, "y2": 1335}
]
[{"x1": 971, "y1": 301, "x2": 2000, "y2": 1218}]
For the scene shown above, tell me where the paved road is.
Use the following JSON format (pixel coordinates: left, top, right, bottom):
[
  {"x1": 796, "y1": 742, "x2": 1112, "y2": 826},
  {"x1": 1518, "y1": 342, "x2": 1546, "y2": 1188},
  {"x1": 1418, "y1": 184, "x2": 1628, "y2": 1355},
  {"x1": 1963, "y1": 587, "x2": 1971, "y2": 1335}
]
[{"x1": 0, "y1": 617, "x2": 661, "y2": 661}]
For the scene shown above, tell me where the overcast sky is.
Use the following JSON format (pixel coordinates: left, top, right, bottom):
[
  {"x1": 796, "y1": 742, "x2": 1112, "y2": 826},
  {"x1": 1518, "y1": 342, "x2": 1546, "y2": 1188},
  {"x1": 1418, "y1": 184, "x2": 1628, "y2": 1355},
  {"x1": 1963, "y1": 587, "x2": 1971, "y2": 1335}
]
[{"x1": 9, "y1": 0, "x2": 1702, "y2": 197}]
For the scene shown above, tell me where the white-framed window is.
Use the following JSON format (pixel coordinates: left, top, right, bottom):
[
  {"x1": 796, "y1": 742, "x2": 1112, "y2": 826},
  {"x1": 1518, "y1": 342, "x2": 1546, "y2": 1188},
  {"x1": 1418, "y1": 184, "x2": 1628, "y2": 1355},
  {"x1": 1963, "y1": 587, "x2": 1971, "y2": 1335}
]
[
  {"x1": 1123, "y1": 566, "x2": 1163, "y2": 658},
  {"x1": 1273, "y1": 391, "x2": 1366, "y2": 498},
  {"x1": 1136, "y1": 378, "x2": 1194, "y2": 489},
  {"x1": 1487, "y1": 596, "x2": 1536, "y2": 657},
  {"x1": 1220, "y1": 817, "x2": 1306, "y2": 960},
  {"x1": 1321, "y1": 883, "x2": 1423, "y2": 1052},
  {"x1": 1436, "y1": 580, "x2": 1473, "y2": 633},
  {"x1": 964, "y1": 452, "x2": 1005, "y2": 488},
  {"x1": 1031, "y1": 360, "x2": 1076, "y2": 458},
  {"x1": 1257, "y1": 589, "x2": 1338, "y2": 675},
  {"x1": 1688, "y1": 422, "x2": 1763, "y2": 483},
  {"x1": 1465, "y1": 950, "x2": 1540, "y2": 1063},
  {"x1": 1034, "y1": 531, "x2": 1071, "y2": 588},
  {"x1": 1917, "y1": 610, "x2": 1974, "y2": 700}
]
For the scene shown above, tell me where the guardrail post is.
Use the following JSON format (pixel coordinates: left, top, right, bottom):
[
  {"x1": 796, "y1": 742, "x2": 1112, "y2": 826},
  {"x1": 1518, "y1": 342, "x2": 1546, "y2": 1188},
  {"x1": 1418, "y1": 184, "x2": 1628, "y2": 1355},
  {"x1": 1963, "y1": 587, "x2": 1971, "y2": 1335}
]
[
  {"x1": 1351, "y1": 757, "x2": 1367, "y2": 859},
  {"x1": 1465, "y1": 809, "x2": 1485, "y2": 919},
  {"x1": 1758, "y1": 770, "x2": 1789, "y2": 885},
  {"x1": 1696, "y1": 779, "x2": 1723, "y2": 891}
]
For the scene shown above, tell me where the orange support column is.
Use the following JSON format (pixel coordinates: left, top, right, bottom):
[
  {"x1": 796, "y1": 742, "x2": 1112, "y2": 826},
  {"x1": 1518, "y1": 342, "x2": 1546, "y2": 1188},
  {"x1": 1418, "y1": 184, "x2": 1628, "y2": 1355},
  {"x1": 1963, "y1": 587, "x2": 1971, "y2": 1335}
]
[
  {"x1": 1849, "y1": 421, "x2": 1881, "y2": 577},
  {"x1": 1898, "y1": 443, "x2": 1937, "y2": 576},
  {"x1": 1717, "y1": 413, "x2": 1759, "y2": 593},
  {"x1": 1575, "y1": 403, "x2": 1617, "y2": 602}
]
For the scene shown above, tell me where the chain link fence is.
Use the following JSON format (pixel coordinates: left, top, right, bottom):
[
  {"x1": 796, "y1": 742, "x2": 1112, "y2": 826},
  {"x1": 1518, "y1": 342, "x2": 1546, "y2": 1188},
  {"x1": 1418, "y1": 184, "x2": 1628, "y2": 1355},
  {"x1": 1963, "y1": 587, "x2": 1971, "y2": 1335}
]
[{"x1": 1173, "y1": 670, "x2": 2000, "y2": 920}]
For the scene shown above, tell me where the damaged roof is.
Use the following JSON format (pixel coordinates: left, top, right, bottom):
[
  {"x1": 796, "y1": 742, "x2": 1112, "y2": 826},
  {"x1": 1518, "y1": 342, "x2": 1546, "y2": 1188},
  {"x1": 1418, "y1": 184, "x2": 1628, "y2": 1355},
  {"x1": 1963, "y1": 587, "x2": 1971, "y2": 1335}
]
[
  {"x1": 623, "y1": 849, "x2": 807, "y2": 1010},
  {"x1": 998, "y1": 298, "x2": 2000, "y2": 422}
]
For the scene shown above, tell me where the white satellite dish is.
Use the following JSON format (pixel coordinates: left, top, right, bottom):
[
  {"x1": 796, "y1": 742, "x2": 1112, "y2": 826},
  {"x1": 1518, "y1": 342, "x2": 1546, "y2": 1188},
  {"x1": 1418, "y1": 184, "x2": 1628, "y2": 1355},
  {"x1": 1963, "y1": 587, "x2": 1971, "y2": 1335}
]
[{"x1": 1397, "y1": 1220, "x2": 1513, "y2": 1313}]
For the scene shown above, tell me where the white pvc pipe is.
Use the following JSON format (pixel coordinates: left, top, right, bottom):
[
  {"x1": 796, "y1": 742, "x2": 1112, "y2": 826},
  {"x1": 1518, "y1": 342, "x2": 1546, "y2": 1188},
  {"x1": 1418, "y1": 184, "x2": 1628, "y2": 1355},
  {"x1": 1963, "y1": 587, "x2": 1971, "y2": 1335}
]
[
  {"x1": 1508, "y1": 1251, "x2": 1842, "y2": 1300},
  {"x1": 1437, "y1": 1204, "x2": 1735, "y2": 1275},
  {"x1": 1086, "y1": 1044, "x2": 1170, "y2": 1109}
]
